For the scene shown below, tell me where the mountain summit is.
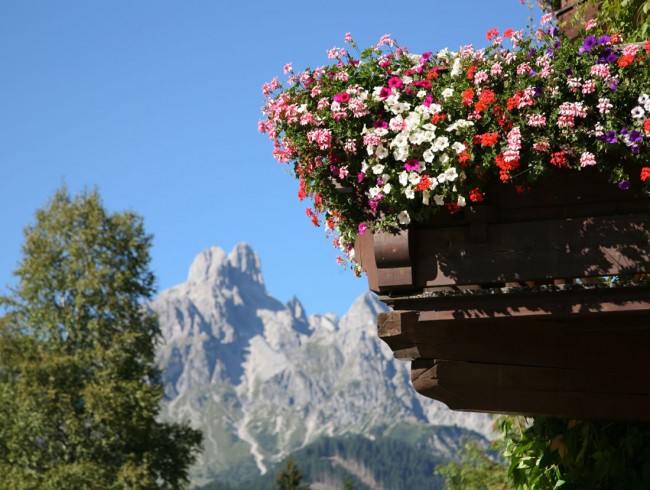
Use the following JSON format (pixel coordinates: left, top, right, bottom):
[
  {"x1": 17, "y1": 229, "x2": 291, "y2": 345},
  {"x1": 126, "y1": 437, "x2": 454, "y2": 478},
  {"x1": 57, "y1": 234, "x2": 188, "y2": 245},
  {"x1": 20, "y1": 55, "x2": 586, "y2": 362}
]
[{"x1": 152, "y1": 243, "x2": 491, "y2": 484}]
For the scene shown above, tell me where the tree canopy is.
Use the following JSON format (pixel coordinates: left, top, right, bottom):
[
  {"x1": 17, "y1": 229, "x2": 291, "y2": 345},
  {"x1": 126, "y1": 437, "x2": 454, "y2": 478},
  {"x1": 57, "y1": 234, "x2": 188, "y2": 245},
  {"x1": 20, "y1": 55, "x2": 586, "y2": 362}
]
[{"x1": 0, "y1": 188, "x2": 202, "y2": 489}]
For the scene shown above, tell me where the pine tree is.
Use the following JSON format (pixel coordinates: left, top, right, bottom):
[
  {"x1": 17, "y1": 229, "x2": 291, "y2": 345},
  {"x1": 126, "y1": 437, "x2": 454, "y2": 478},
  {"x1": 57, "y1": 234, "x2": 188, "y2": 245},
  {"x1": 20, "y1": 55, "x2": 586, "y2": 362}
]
[
  {"x1": 0, "y1": 188, "x2": 202, "y2": 489},
  {"x1": 274, "y1": 459, "x2": 310, "y2": 490}
]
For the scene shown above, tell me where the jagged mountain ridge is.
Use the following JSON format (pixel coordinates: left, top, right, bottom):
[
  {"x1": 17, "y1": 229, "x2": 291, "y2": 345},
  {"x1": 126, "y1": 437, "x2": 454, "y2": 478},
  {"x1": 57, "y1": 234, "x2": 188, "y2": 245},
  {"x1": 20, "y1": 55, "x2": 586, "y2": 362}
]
[{"x1": 151, "y1": 243, "x2": 491, "y2": 484}]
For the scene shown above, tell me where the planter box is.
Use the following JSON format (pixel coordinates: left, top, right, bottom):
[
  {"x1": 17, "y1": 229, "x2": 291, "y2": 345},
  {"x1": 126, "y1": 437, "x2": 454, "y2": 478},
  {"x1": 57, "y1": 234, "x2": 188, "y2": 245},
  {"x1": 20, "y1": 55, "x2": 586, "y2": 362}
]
[{"x1": 357, "y1": 170, "x2": 650, "y2": 420}]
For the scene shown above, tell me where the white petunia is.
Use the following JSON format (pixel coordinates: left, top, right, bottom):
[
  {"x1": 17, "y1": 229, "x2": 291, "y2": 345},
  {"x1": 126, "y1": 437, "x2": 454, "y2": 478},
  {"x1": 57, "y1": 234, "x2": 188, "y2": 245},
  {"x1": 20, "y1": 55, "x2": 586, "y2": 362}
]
[
  {"x1": 428, "y1": 103, "x2": 442, "y2": 114},
  {"x1": 441, "y1": 88, "x2": 454, "y2": 99},
  {"x1": 439, "y1": 167, "x2": 458, "y2": 182},
  {"x1": 393, "y1": 147, "x2": 409, "y2": 162},
  {"x1": 432, "y1": 136, "x2": 450, "y2": 152},
  {"x1": 451, "y1": 57, "x2": 462, "y2": 76},
  {"x1": 408, "y1": 172, "x2": 421, "y2": 186},
  {"x1": 457, "y1": 196, "x2": 467, "y2": 207},
  {"x1": 433, "y1": 194, "x2": 445, "y2": 206},
  {"x1": 372, "y1": 164, "x2": 385, "y2": 174},
  {"x1": 422, "y1": 190, "x2": 431, "y2": 205},
  {"x1": 383, "y1": 183, "x2": 392, "y2": 194},
  {"x1": 631, "y1": 106, "x2": 646, "y2": 120},
  {"x1": 422, "y1": 149, "x2": 435, "y2": 163},
  {"x1": 451, "y1": 142, "x2": 467, "y2": 154},
  {"x1": 409, "y1": 131, "x2": 426, "y2": 145},
  {"x1": 391, "y1": 132, "x2": 409, "y2": 148},
  {"x1": 404, "y1": 188, "x2": 415, "y2": 199},
  {"x1": 375, "y1": 145, "x2": 389, "y2": 159},
  {"x1": 397, "y1": 210, "x2": 411, "y2": 225}
]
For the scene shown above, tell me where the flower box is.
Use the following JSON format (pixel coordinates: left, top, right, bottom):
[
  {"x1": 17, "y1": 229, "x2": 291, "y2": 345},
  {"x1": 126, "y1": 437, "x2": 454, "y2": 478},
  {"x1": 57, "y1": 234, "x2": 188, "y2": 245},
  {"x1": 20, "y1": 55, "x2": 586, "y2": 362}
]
[
  {"x1": 262, "y1": 12, "x2": 650, "y2": 419},
  {"x1": 356, "y1": 168, "x2": 650, "y2": 292}
]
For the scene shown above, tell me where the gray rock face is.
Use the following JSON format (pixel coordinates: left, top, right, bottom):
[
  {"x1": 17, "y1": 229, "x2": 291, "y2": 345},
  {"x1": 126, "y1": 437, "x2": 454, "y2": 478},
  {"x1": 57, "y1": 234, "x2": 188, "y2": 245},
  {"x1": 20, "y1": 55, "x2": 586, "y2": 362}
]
[{"x1": 151, "y1": 243, "x2": 492, "y2": 482}]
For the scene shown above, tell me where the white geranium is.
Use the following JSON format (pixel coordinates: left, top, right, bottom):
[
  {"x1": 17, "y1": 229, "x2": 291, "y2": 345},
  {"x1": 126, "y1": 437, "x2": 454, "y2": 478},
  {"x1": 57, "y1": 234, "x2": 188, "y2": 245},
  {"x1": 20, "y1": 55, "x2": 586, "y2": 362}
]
[{"x1": 442, "y1": 88, "x2": 454, "y2": 99}]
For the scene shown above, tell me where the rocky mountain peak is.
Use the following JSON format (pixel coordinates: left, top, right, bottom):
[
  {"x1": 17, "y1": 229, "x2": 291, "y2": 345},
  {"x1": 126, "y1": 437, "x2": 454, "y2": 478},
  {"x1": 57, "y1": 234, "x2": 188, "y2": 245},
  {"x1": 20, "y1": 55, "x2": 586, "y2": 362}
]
[
  {"x1": 227, "y1": 242, "x2": 264, "y2": 286},
  {"x1": 185, "y1": 242, "x2": 264, "y2": 289},
  {"x1": 186, "y1": 245, "x2": 228, "y2": 285},
  {"x1": 155, "y1": 243, "x2": 493, "y2": 482}
]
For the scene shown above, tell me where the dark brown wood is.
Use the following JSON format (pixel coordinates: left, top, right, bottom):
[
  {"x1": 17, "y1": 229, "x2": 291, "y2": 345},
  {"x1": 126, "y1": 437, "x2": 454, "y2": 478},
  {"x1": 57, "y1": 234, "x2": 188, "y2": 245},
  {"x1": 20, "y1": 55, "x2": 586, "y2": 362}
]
[
  {"x1": 412, "y1": 359, "x2": 650, "y2": 420},
  {"x1": 360, "y1": 170, "x2": 650, "y2": 293},
  {"x1": 358, "y1": 169, "x2": 650, "y2": 420},
  {"x1": 557, "y1": 0, "x2": 599, "y2": 40},
  {"x1": 379, "y1": 308, "x2": 650, "y2": 370}
]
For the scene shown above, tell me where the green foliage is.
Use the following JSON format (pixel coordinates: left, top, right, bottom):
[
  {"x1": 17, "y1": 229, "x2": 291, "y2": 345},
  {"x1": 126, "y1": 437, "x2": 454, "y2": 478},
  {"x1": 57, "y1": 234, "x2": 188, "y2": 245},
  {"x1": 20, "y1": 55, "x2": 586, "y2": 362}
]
[
  {"x1": 0, "y1": 187, "x2": 202, "y2": 489},
  {"x1": 540, "y1": 0, "x2": 650, "y2": 41},
  {"x1": 500, "y1": 416, "x2": 650, "y2": 490},
  {"x1": 436, "y1": 438, "x2": 510, "y2": 490},
  {"x1": 437, "y1": 416, "x2": 650, "y2": 490},
  {"x1": 594, "y1": 0, "x2": 650, "y2": 41},
  {"x1": 274, "y1": 459, "x2": 310, "y2": 490}
]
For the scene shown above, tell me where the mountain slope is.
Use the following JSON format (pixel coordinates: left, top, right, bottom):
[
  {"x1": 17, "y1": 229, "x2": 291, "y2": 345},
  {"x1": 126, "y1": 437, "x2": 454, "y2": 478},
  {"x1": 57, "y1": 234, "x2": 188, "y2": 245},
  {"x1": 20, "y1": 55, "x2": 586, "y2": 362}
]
[{"x1": 151, "y1": 243, "x2": 492, "y2": 485}]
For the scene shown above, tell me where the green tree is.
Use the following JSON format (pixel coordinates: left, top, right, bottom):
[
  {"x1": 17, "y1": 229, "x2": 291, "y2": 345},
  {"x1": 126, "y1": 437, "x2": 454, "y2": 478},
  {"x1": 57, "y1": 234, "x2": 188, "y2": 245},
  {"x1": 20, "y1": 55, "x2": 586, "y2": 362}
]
[
  {"x1": 436, "y1": 438, "x2": 510, "y2": 490},
  {"x1": 0, "y1": 188, "x2": 202, "y2": 489},
  {"x1": 343, "y1": 476, "x2": 356, "y2": 490},
  {"x1": 274, "y1": 459, "x2": 310, "y2": 490}
]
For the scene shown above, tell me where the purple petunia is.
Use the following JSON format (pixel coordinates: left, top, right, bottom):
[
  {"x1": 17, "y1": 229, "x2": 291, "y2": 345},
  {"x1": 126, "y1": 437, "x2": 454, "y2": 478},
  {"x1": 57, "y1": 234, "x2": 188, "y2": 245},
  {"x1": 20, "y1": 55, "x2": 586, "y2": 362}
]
[
  {"x1": 599, "y1": 130, "x2": 618, "y2": 144},
  {"x1": 579, "y1": 36, "x2": 598, "y2": 55}
]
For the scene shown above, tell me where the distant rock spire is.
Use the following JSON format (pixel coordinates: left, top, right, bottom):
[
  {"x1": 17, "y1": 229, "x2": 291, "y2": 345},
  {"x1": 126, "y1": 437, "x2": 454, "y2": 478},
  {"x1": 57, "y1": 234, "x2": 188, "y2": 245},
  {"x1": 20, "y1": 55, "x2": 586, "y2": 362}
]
[
  {"x1": 227, "y1": 242, "x2": 264, "y2": 286},
  {"x1": 185, "y1": 243, "x2": 264, "y2": 287},
  {"x1": 187, "y1": 246, "x2": 227, "y2": 284}
]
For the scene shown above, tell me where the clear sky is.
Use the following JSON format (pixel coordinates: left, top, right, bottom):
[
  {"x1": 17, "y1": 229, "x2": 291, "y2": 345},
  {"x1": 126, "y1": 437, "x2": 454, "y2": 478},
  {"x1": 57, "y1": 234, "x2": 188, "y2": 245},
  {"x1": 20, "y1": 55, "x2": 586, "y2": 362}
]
[{"x1": 0, "y1": 0, "x2": 543, "y2": 318}]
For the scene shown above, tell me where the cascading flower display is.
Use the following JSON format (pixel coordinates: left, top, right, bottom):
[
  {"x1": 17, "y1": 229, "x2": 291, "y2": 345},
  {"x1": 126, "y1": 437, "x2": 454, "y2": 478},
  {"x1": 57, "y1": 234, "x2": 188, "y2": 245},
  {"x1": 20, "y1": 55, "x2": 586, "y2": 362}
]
[{"x1": 260, "y1": 19, "x2": 650, "y2": 272}]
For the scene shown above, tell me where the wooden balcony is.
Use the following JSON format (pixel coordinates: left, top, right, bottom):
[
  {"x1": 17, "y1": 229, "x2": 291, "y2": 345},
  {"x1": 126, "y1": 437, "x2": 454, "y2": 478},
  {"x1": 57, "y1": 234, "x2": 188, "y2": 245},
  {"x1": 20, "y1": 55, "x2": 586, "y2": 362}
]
[{"x1": 357, "y1": 169, "x2": 650, "y2": 420}]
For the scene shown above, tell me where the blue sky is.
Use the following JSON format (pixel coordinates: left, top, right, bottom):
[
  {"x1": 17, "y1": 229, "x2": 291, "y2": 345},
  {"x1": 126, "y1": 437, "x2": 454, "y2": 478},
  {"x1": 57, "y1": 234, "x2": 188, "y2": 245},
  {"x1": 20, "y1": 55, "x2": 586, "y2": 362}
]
[{"x1": 0, "y1": 1, "x2": 543, "y2": 317}]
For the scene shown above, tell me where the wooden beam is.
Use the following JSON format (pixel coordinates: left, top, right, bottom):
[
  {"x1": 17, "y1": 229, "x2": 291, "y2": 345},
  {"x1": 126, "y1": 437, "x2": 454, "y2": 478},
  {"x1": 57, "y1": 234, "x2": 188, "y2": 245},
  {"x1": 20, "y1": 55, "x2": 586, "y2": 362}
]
[{"x1": 411, "y1": 359, "x2": 650, "y2": 420}]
